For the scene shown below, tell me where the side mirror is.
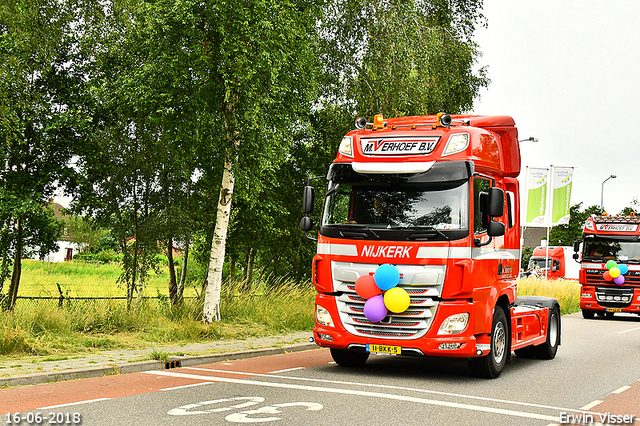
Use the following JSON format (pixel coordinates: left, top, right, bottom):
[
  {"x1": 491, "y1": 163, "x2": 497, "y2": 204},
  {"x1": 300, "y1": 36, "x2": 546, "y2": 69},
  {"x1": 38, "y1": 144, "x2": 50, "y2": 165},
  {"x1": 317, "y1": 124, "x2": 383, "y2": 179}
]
[
  {"x1": 573, "y1": 240, "x2": 581, "y2": 252},
  {"x1": 573, "y1": 253, "x2": 579, "y2": 260},
  {"x1": 487, "y1": 220, "x2": 505, "y2": 237},
  {"x1": 302, "y1": 186, "x2": 314, "y2": 214},
  {"x1": 300, "y1": 216, "x2": 313, "y2": 232},
  {"x1": 487, "y1": 187, "x2": 505, "y2": 217}
]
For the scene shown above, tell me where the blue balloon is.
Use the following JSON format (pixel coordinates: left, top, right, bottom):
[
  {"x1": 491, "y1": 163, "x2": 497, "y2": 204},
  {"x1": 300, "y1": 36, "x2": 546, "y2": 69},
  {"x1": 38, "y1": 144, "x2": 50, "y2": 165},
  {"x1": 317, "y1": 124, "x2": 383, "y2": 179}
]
[
  {"x1": 374, "y1": 264, "x2": 400, "y2": 291},
  {"x1": 618, "y1": 264, "x2": 629, "y2": 275}
]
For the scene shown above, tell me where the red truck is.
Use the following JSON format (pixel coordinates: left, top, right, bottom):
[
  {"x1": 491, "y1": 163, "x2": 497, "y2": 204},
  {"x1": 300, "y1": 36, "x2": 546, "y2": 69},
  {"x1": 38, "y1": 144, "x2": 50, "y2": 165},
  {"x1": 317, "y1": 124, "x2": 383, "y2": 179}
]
[
  {"x1": 574, "y1": 214, "x2": 640, "y2": 319},
  {"x1": 527, "y1": 246, "x2": 579, "y2": 280},
  {"x1": 300, "y1": 113, "x2": 560, "y2": 378}
]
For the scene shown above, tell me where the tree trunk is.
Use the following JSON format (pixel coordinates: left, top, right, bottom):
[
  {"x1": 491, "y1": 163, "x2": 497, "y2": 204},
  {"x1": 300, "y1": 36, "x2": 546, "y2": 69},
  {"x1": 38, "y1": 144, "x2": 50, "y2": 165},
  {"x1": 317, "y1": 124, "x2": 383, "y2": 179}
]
[
  {"x1": 246, "y1": 247, "x2": 255, "y2": 289},
  {"x1": 202, "y1": 152, "x2": 236, "y2": 322},
  {"x1": 7, "y1": 217, "x2": 23, "y2": 311},
  {"x1": 203, "y1": 95, "x2": 239, "y2": 323},
  {"x1": 167, "y1": 236, "x2": 178, "y2": 305},
  {"x1": 178, "y1": 237, "x2": 189, "y2": 301}
]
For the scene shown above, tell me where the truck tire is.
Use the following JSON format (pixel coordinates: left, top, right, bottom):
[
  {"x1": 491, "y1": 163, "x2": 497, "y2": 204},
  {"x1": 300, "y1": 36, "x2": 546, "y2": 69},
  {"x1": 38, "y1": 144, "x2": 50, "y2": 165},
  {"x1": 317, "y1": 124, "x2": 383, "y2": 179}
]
[
  {"x1": 468, "y1": 306, "x2": 508, "y2": 379},
  {"x1": 532, "y1": 304, "x2": 560, "y2": 359},
  {"x1": 330, "y1": 348, "x2": 369, "y2": 367},
  {"x1": 581, "y1": 309, "x2": 595, "y2": 319}
]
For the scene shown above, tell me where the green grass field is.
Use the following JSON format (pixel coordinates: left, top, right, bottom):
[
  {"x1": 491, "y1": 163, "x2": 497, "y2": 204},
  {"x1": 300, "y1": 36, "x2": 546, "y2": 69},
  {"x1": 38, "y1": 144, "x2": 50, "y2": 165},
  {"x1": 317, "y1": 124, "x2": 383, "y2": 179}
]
[{"x1": 1, "y1": 261, "x2": 582, "y2": 362}]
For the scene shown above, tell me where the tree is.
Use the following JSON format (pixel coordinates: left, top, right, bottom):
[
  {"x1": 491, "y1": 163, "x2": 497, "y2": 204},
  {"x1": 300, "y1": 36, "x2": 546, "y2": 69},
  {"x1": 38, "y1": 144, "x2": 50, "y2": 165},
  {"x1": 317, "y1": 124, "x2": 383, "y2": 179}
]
[
  {"x1": 0, "y1": 0, "x2": 85, "y2": 310},
  {"x1": 549, "y1": 203, "x2": 601, "y2": 246}
]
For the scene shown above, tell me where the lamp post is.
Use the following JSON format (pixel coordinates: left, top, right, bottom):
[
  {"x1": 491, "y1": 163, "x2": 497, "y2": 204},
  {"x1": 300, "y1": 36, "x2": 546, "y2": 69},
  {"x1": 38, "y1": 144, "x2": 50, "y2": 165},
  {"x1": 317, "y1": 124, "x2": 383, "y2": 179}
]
[
  {"x1": 601, "y1": 175, "x2": 617, "y2": 213},
  {"x1": 518, "y1": 137, "x2": 538, "y2": 143}
]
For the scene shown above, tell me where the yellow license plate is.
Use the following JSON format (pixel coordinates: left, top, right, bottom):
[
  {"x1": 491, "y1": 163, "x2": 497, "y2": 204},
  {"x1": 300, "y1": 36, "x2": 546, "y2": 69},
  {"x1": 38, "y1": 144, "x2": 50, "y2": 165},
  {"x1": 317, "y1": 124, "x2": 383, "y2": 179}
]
[
  {"x1": 606, "y1": 308, "x2": 622, "y2": 312},
  {"x1": 367, "y1": 344, "x2": 401, "y2": 355}
]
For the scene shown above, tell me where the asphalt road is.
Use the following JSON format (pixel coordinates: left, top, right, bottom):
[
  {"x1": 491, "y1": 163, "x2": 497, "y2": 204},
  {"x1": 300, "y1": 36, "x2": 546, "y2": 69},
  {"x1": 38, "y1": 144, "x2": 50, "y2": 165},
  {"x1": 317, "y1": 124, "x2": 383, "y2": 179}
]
[{"x1": 2, "y1": 312, "x2": 639, "y2": 426}]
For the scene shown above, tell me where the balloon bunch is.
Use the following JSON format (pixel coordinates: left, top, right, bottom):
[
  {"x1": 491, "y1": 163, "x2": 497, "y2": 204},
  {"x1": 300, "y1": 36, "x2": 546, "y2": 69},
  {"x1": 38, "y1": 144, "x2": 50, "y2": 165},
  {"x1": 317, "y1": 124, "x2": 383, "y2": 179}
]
[
  {"x1": 355, "y1": 264, "x2": 411, "y2": 322},
  {"x1": 603, "y1": 260, "x2": 628, "y2": 285}
]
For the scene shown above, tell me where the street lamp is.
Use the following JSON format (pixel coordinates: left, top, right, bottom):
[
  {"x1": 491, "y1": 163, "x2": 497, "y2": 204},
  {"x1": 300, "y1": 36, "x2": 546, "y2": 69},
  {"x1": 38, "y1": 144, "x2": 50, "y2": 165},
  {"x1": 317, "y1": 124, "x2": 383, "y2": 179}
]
[
  {"x1": 518, "y1": 137, "x2": 538, "y2": 143},
  {"x1": 601, "y1": 175, "x2": 617, "y2": 213}
]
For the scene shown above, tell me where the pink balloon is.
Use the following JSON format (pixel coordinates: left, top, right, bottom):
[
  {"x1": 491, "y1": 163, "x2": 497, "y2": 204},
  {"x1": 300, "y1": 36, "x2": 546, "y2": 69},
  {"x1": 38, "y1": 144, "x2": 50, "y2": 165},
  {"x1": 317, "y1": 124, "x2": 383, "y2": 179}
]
[
  {"x1": 364, "y1": 295, "x2": 388, "y2": 322},
  {"x1": 355, "y1": 275, "x2": 382, "y2": 299},
  {"x1": 614, "y1": 275, "x2": 625, "y2": 285}
]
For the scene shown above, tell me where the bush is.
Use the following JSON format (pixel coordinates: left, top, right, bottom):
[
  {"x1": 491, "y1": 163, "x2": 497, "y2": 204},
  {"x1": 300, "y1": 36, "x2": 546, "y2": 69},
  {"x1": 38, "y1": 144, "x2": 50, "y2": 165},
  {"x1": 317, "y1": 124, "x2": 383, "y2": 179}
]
[
  {"x1": 73, "y1": 253, "x2": 101, "y2": 262},
  {"x1": 98, "y1": 249, "x2": 116, "y2": 263}
]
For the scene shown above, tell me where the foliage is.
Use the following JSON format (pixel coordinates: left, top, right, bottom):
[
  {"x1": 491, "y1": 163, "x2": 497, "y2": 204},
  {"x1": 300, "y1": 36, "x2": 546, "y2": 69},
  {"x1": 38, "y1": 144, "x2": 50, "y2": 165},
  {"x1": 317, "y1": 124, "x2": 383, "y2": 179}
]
[
  {"x1": 66, "y1": 216, "x2": 109, "y2": 254},
  {"x1": 521, "y1": 246, "x2": 533, "y2": 270},
  {"x1": 549, "y1": 203, "x2": 601, "y2": 246}
]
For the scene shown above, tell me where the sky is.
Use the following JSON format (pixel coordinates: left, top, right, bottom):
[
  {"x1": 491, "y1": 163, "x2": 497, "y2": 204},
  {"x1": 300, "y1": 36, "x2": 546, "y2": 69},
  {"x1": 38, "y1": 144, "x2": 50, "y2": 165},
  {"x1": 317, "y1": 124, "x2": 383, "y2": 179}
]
[{"x1": 472, "y1": 0, "x2": 640, "y2": 216}]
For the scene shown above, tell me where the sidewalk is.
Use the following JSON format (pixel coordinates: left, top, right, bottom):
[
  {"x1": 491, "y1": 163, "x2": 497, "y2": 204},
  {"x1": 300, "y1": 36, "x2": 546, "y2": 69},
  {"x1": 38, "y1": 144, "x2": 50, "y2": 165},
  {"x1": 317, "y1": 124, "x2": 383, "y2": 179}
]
[{"x1": 0, "y1": 331, "x2": 317, "y2": 388}]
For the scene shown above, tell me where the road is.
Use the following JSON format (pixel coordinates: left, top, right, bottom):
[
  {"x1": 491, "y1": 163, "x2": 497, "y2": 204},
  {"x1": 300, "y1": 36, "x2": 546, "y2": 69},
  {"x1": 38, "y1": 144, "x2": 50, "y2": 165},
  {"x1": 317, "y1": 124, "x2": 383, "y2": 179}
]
[{"x1": 2, "y1": 312, "x2": 639, "y2": 426}]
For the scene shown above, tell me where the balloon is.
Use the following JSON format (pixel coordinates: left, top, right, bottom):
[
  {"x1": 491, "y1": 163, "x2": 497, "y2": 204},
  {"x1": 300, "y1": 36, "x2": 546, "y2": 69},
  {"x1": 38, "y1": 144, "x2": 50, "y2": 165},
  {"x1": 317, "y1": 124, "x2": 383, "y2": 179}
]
[
  {"x1": 355, "y1": 275, "x2": 381, "y2": 299},
  {"x1": 606, "y1": 260, "x2": 617, "y2": 270},
  {"x1": 384, "y1": 287, "x2": 411, "y2": 313},
  {"x1": 618, "y1": 264, "x2": 629, "y2": 275},
  {"x1": 609, "y1": 267, "x2": 621, "y2": 278},
  {"x1": 614, "y1": 275, "x2": 625, "y2": 285},
  {"x1": 603, "y1": 271, "x2": 612, "y2": 281},
  {"x1": 374, "y1": 264, "x2": 400, "y2": 291},
  {"x1": 364, "y1": 295, "x2": 388, "y2": 322}
]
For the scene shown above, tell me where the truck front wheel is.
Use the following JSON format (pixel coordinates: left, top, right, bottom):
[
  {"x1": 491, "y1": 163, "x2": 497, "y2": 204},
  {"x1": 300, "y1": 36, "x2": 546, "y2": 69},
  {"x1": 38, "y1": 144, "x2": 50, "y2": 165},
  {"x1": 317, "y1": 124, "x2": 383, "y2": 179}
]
[
  {"x1": 330, "y1": 348, "x2": 369, "y2": 367},
  {"x1": 581, "y1": 309, "x2": 595, "y2": 319},
  {"x1": 468, "y1": 306, "x2": 508, "y2": 379}
]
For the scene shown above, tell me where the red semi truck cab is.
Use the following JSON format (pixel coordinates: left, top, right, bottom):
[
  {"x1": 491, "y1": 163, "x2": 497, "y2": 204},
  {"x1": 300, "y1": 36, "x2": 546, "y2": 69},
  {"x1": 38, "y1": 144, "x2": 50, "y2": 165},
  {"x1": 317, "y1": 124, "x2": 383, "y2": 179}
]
[
  {"x1": 300, "y1": 113, "x2": 560, "y2": 378},
  {"x1": 576, "y1": 214, "x2": 640, "y2": 319}
]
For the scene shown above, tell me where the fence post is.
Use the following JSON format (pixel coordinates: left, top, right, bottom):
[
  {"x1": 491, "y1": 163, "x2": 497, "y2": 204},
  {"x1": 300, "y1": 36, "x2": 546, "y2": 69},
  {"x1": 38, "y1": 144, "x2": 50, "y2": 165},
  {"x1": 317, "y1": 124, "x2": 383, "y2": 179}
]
[{"x1": 56, "y1": 283, "x2": 64, "y2": 308}]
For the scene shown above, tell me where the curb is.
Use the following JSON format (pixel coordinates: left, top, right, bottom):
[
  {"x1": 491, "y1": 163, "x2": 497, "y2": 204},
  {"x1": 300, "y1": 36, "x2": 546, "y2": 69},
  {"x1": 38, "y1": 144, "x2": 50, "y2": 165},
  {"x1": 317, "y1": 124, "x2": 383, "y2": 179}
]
[{"x1": 1, "y1": 342, "x2": 319, "y2": 389}]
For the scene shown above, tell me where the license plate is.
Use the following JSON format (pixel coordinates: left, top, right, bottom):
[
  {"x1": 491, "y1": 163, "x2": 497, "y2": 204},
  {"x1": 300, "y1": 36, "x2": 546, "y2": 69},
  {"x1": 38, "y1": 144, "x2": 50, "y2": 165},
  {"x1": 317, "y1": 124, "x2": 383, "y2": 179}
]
[
  {"x1": 366, "y1": 344, "x2": 401, "y2": 355},
  {"x1": 606, "y1": 308, "x2": 622, "y2": 312}
]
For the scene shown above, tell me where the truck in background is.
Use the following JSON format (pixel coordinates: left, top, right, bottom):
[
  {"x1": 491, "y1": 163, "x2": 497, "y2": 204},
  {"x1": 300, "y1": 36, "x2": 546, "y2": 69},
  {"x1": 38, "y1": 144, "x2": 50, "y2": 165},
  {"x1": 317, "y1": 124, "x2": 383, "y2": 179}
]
[
  {"x1": 527, "y1": 246, "x2": 579, "y2": 280},
  {"x1": 301, "y1": 113, "x2": 560, "y2": 378},
  {"x1": 574, "y1": 214, "x2": 640, "y2": 319}
]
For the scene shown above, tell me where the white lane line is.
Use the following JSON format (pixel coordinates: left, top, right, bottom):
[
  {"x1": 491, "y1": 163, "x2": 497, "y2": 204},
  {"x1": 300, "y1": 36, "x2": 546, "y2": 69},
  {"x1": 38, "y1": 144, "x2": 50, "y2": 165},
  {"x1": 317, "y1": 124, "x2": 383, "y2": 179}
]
[
  {"x1": 145, "y1": 370, "x2": 560, "y2": 422},
  {"x1": 182, "y1": 366, "x2": 587, "y2": 414},
  {"x1": 612, "y1": 386, "x2": 631, "y2": 394},
  {"x1": 38, "y1": 398, "x2": 111, "y2": 410},
  {"x1": 161, "y1": 382, "x2": 213, "y2": 391},
  {"x1": 580, "y1": 400, "x2": 602, "y2": 410},
  {"x1": 269, "y1": 367, "x2": 305, "y2": 374},
  {"x1": 618, "y1": 326, "x2": 640, "y2": 334}
]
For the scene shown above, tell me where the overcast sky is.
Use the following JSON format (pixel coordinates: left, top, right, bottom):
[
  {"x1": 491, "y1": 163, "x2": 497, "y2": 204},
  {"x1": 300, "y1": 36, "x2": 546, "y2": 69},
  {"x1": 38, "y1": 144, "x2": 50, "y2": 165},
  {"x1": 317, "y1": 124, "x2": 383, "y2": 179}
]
[{"x1": 472, "y1": 0, "x2": 640, "y2": 217}]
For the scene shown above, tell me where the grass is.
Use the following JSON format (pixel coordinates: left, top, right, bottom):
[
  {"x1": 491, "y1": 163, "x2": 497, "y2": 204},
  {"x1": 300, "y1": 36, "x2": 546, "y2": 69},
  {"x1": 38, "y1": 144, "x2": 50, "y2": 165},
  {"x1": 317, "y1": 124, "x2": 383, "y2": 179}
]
[
  {"x1": 516, "y1": 277, "x2": 581, "y2": 315},
  {"x1": 1, "y1": 261, "x2": 316, "y2": 360}
]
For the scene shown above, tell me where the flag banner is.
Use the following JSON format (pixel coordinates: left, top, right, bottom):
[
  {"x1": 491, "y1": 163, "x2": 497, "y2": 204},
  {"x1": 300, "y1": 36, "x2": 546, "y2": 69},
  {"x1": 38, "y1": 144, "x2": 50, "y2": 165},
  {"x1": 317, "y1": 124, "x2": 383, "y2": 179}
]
[
  {"x1": 551, "y1": 166, "x2": 573, "y2": 225},
  {"x1": 524, "y1": 167, "x2": 549, "y2": 227}
]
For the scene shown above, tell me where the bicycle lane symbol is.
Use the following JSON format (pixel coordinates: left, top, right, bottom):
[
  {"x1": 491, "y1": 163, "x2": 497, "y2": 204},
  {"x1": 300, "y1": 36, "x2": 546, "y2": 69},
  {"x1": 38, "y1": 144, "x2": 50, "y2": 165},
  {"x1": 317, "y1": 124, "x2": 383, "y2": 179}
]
[{"x1": 167, "y1": 397, "x2": 323, "y2": 423}]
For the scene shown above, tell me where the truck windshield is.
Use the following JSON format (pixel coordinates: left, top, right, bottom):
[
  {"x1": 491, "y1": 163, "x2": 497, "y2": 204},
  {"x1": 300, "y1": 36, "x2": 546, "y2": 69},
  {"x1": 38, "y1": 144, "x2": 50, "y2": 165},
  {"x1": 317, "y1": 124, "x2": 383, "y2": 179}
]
[
  {"x1": 528, "y1": 258, "x2": 551, "y2": 270},
  {"x1": 583, "y1": 238, "x2": 640, "y2": 263}
]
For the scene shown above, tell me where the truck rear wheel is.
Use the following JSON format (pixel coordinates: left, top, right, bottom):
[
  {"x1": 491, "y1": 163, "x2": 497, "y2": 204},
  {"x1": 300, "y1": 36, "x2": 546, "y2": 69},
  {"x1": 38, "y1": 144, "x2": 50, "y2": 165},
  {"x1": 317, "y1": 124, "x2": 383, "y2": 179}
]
[
  {"x1": 581, "y1": 309, "x2": 595, "y2": 319},
  {"x1": 469, "y1": 306, "x2": 508, "y2": 379},
  {"x1": 532, "y1": 304, "x2": 560, "y2": 359},
  {"x1": 330, "y1": 348, "x2": 369, "y2": 367}
]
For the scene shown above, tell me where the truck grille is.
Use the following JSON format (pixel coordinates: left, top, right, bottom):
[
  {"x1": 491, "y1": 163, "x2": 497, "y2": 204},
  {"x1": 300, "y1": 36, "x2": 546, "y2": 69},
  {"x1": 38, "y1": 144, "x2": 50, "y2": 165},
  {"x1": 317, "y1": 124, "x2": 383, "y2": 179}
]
[
  {"x1": 332, "y1": 261, "x2": 443, "y2": 340},
  {"x1": 594, "y1": 286, "x2": 634, "y2": 307},
  {"x1": 585, "y1": 268, "x2": 640, "y2": 286}
]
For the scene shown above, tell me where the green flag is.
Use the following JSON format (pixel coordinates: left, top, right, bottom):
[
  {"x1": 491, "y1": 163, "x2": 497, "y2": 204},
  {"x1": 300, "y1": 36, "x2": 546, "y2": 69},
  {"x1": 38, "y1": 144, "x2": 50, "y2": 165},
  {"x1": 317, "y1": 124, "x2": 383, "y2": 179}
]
[{"x1": 524, "y1": 167, "x2": 549, "y2": 227}]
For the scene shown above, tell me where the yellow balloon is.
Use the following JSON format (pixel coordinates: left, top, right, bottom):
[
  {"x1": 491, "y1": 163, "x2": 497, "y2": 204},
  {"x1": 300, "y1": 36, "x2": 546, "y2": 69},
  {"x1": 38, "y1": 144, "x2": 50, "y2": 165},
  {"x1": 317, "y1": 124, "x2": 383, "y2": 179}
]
[
  {"x1": 384, "y1": 287, "x2": 410, "y2": 313},
  {"x1": 609, "y1": 267, "x2": 621, "y2": 278}
]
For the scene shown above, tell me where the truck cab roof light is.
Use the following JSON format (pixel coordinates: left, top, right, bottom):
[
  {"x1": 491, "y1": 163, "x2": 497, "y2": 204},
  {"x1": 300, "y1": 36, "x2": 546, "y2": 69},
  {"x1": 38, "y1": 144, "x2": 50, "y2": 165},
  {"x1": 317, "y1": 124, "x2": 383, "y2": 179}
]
[
  {"x1": 372, "y1": 114, "x2": 385, "y2": 130},
  {"x1": 338, "y1": 136, "x2": 353, "y2": 157}
]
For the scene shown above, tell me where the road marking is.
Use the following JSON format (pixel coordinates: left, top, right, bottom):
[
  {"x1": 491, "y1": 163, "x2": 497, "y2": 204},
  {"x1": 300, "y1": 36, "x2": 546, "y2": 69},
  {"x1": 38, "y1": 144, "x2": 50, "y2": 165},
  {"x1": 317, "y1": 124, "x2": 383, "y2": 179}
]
[
  {"x1": 145, "y1": 370, "x2": 561, "y2": 422},
  {"x1": 161, "y1": 382, "x2": 213, "y2": 391},
  {"x1": 38, "y1": 398, "x2": 111, "y2": 410},
  {"x1": 182, "y1": 367, "x2": 587, "y2": 414},
  {"x1": 268, "y1": 367, "x2": 305, "y2": 374},
  {"x1": 612, "y1": 386, "x2": 631, "y2": 394},
  {"x1": 580, "y1": 400, "x2": 602, "y2": 410},
  {"x1": 618, "y1": 326, "x2": 640, "y2": 334}
]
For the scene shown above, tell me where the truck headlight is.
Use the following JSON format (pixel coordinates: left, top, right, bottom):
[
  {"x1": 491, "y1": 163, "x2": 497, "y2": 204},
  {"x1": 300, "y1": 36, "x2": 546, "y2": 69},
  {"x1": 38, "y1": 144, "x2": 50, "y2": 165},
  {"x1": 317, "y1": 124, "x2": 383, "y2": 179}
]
[
  {"x1": 316, "y1": 305, "x2": 334, "y2": 327},
  {"x1": 438, "y1": 312, "x2": 469, "y2": 335},
  {"x1": 442, "y1": 133, "x2": 469, "y2": 156},
  {"x1": 339, "y1": 136, "x2": 353, "y2": 157}
]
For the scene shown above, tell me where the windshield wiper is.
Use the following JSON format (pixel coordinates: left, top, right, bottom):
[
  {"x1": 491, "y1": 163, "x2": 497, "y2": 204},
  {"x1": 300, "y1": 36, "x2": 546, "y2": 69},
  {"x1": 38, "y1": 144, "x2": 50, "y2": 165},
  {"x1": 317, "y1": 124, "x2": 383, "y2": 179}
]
[
  {"x1": 405, "y1": 227, "x2": 450, "y2": 241},
  {"x1": 344, "y1": 224, "x2": 381, "y2": 239}
]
